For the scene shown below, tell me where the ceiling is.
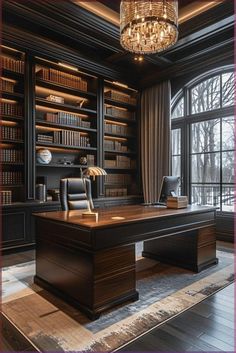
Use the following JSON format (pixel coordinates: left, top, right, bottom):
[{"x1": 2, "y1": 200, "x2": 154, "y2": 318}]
[
  {"x1": 99, "y1": 0, "x2": 196, "y2": 13},
  {"x1": 2, "y1": 0, "x2": 234, "y2": 88}
]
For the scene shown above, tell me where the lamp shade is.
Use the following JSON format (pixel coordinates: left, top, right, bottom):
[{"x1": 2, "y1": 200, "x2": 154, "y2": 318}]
[
  {"x1": 120, "y1": 0, "x2": 178, "y2": 54},
  {"x1": 84, "y1": 167, "x2": 107, "y2": 180}
]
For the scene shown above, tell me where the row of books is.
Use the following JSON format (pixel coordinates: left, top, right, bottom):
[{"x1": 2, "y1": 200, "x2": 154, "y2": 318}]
[
  {"x1": 1, "y1": 171, "x2": 23, "y2": 185},
  {"x1": 104, "y1": 140, "x2": 128, "y2": 152},
  {"x1": 0, "y1": 78, "x2": 15, "y2": 93},
  {"x1": 1, "y1": 56, "x2": 24, "y2": 73},
  {"x1": 1, "y1": 126, "x2": 23, "y2": 141},
  {"x1": 105, "y1": 90, "x2": 136, "y2": 105},
  {"x1": 37, "y1": 68, "x2": 88, "y2": 91},
  {"x1": 37, "y1": 130, "x2": 91, "y2": 147},
  {"x1": 104, "y1": 156, "x2": 136, "y2": 169},
  {"x1": 105, "y1": 174, "x2": 132, "y2": 185},
  {"x1": 1, "y1": 149, "x2": 23, "y2": 163},
  {"x1": 44, "y1": 112, "x2": 91, "y2": 128},
  {"x1": 0, "y1": 190, "x2": 12, "y2": 205},
  {"x1": 105, "y1": 122, "x2": 133, "y2": 136},
  {"x1": 0, "y1": 102, "x2": 23, "y2": 117},
  {"x1": 105, "y1": 187, "x2": 128, "y2": 197},
  {"x1": 105, "y1": 106, "x2": 135, "y2": 120}
]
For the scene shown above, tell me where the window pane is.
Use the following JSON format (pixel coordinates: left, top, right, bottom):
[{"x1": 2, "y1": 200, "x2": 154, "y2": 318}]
[
  {"x1": 222, "y1": 72, "x2": 234, "y2": 107},
  {"x1": 172, "y1": 129, "x2": 181, "y2": 155},
  {"x1": 222, "y1": 116, "x2": 235, "y2": 151},
  {"x1": 191, "y1": 75, "x2": 220, "y2": 114},
  {"x1": 222, "y1": 184, "x2": 234, "y2": 212},
  {"x1": 191, "y1": 153, "x2": 220, "y2": 183},
  {"x1": 191, "y1": 119, "x2": 220, "y2": 153},
  {"x1": 222, "y1": 151, "x2": 234, "y2": 183},
  {"x1": 191, "y1": 184, "x2": 220, "y2": 207},
  {"x1": 172, "y1": 156, "x2": 181, "y2": 177},
  {"x1": 172, "y1": 97, "x2": 184, "y2": 119}
]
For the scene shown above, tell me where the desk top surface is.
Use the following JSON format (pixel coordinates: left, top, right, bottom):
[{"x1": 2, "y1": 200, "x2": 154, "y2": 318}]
[{"x1": 34, "y1": 204, "x2": 216, "y2": 229}]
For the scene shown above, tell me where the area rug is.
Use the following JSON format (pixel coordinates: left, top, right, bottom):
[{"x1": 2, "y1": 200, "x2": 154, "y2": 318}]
[{"x1": 2, "y1": 249, "x2": 234, "y2": 352}]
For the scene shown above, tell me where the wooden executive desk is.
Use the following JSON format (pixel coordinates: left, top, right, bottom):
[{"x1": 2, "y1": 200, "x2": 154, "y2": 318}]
[{"x1": 34, "y1": 205, "x2": 217, "y2": 319}]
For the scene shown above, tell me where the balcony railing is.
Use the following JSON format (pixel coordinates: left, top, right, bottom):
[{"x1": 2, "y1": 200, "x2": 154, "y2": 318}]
[{"x1": 191, "y1": 184, "x2": 234, "y2": 212}]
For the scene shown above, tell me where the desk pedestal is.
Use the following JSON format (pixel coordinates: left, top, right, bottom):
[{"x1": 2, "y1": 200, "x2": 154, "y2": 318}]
[
  {"x1": 35, "y1": 239, "x2": 138, "y2": 320},
  {"x1": 142, "y1": 226, "x2": 218, "y2": 272}
]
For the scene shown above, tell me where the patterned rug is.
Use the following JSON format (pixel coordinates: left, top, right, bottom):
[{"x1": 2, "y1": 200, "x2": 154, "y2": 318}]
[{"x1": 2, "y1": 250, "x2": 234, "y2": 352}]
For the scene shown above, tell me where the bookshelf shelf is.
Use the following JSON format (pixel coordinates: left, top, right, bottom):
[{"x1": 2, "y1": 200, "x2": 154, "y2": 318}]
[
  {"x1": 36, "y1": 163, "x2": 87, "y2": 169},
  {"x1": 2, "y1": 91, "x2": 24, "y2": 100},
  {"x1": 36, "y1": 78, "x2": 96, "y2": 99},
  {"x1": 104, "y1": 114, "x2": 136, "y2": 124},
  {"x1": 2, "y1": 162, "x2": 24, "y2": 166},
  {"x1": 36, "y1": 98, "x2": 97, "y2": 116},
  {"x1": 36, "y1": 142, "x2": 97, "y2": 151},
  {"x1": 104, "y1": 132, "x2": 136, "y2": 139},
  {"x1": 1, "y1": 114, "x2": 24, "y2": 122},
  {"x1": 1, "y1": 139, "x2": 24, "y2": 144},
  {"x1": 2, "y1": 184, "x2": 24, "y2": 188},
  {"x1": 104, "y1": 149, "x2": 136, "y2": 155},
  {"x1": 104, "y1": 97, "x2": 136, "y2": 110},
  {"x1": 2, "y1": 68, "x2": 24, "y2": 80},
  {"x1": 36, "y1": 120, "x2": 97, "y2": 133},
  {"x1": 104, "y1": 166, "x2": 137, "y2": 171}
]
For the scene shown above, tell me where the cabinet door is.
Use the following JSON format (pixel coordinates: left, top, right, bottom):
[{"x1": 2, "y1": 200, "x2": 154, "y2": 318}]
[{"x1": 2, "y1": 210, "x2": 29, "y2": 249}]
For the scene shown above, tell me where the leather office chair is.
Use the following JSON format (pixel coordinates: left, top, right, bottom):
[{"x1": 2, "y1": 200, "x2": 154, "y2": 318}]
[{"x1": 60, "y1": 178, "x2": 94, "y2": 211}]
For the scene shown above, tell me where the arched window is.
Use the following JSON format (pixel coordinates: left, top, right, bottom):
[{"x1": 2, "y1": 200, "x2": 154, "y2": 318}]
[{"x1": 171, "y1": 66, "x2": 234, "y2": 213}]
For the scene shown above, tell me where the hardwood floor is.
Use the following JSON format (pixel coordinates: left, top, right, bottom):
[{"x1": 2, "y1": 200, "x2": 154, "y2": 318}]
[
  {"x1": 2, "y1": 242, "x2": 234, "y2": 352},
  {"x1": 119, "y1": 283, "x2": 234, "y2": 352}
]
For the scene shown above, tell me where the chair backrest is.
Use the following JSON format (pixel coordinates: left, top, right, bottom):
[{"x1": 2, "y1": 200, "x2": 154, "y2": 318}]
[{"x1": 60, "y1": 178, "x2": 94, "y2": 211}]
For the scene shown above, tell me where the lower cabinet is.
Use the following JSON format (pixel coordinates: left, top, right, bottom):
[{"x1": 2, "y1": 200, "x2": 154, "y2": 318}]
[
  {"x1": 2, "y1": 202, "x2": 61, "y2": 252},
  {"x1": 2, "y1": 208, "x2": 30, "y2": 250}
]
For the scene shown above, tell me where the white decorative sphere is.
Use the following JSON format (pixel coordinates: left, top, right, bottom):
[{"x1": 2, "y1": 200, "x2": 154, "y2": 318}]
[{"x1": 37, "y1": 149, "x2": 52, "y2": 164}]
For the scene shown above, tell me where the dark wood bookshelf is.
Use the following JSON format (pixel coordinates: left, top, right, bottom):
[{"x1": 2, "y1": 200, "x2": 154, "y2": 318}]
[
  {"x1": 36, "y1": 120, "x2": 97, "y2": 133},
  {"x1": 36, "y1": 78, "x2": 96, "y2": 99}
]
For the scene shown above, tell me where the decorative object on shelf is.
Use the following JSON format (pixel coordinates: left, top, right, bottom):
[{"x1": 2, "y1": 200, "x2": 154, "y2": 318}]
[
  {"x1": 46, "y1": 95, "x2": 64, "y2": 104},
  {"x1": 36, "y1": 148, "x2": 52, "y2": 164},
  {"x1": 120, "y1": 0, "x2": 178, "y2": 54},
  {"x1": 35, "y1": 184, "x2": 46, "y2": 202},
  {"x1": 80, "y1": 156, "x2": 87, "y2": 165},
  {"x1": 81, "y1": 166, "x2": 107, "y2": 219},
  {"x1": 47, "y1": 189, "x2": 60, "y2": 201},
  {"x1": 58, "y1": 157, "x2": 73, "y2": 165}
]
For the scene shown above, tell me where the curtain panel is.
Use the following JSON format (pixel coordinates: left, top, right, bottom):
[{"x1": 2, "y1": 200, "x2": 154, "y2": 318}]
[{"x1": 140, "y1": 81, "x2": 171, "y2": 204}]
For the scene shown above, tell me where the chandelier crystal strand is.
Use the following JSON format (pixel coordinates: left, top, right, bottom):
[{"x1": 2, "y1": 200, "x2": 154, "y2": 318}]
[{"x1": 120, "y1": 0, "x2": 178, "y2": 54}]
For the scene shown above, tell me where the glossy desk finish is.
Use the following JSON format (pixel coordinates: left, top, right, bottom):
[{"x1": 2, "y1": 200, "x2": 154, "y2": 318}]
[{"x1": 34, "y1": 205, "x2": 217, "y2": 319}]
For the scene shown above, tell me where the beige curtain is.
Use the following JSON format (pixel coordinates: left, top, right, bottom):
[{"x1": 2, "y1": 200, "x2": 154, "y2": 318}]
[{"x1": 140, "y1": 81, "x2": 171, "y2": 204}]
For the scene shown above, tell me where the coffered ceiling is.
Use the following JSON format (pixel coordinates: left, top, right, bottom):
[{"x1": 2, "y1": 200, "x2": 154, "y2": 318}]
[{"x1": 2, "y1": 0, "x2": 234, "y2": 88}]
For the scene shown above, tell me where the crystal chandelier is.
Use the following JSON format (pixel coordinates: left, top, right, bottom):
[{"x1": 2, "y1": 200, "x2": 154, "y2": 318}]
[{"x1": 120, "y1": 0, "x2": 178, "y2": 54}]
